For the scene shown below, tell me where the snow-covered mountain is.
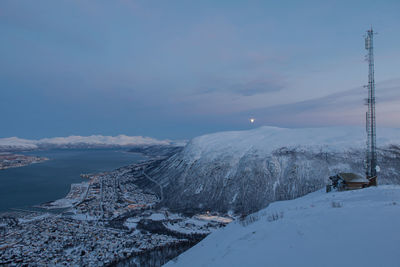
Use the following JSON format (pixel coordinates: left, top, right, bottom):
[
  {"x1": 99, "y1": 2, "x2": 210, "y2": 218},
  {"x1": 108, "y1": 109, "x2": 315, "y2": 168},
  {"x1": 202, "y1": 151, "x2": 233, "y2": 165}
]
[
  {"x1": 164, "y1": 185, "x2": 400, "y2": 267},
  {"x1": 0, "y1": 135, "x2": 178, "y2": 152},
  {"x1": 147, "y1": 126, "x2": 400, "y2": 214}
]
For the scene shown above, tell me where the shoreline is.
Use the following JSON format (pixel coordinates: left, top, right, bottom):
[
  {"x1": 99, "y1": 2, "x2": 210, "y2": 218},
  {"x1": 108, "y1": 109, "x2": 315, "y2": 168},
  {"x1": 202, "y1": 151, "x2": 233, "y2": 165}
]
[
  {"x1": 0, "y1": 153, "x2": 49, "y2": 170},
  {"x1": 0, "y1": 156, "x2": 233, "y2": 266}
]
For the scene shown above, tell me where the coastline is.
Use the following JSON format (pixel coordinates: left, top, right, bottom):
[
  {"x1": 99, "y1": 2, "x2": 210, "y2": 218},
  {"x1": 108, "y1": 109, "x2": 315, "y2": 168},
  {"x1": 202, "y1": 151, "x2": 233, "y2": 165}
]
[
  {"x1": 0, "y1": 153, "x2": 49, "y2": 170},
  {"x1": 0, "y1": 155, "x2": 232, "y2": 266}
]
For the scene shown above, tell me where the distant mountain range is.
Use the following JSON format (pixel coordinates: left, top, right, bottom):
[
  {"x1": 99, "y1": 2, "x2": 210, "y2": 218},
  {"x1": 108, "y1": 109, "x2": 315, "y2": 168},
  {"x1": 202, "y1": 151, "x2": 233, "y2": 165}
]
[{"x1": 0, "y1": 135, "x2": 186, "y2": 152}]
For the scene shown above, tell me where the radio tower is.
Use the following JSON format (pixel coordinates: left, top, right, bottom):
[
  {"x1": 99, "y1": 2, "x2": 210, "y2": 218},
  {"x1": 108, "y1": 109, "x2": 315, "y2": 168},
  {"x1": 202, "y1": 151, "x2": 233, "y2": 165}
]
[{"x1": 365, "y1": 27, "x2": 377, "y2": 185}]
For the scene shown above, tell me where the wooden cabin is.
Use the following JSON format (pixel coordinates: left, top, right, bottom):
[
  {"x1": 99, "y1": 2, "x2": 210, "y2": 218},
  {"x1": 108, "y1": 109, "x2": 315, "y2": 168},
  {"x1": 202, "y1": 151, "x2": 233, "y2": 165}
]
[{"x1": 326, "y1": 172, "x2": 370, "y2": 192}]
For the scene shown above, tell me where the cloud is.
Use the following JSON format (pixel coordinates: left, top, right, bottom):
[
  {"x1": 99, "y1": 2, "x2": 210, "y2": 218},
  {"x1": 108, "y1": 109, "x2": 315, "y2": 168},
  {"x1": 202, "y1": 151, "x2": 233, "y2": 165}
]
[
  {"x1": 193, "y1": 75, "x2": 286, "y2": 97},
  {"x1": 229, "y1": 79, "x2": 285, "y2": 96},
  {"x1": 240, "y1": 78, "x2": 400, "y2": 127}
]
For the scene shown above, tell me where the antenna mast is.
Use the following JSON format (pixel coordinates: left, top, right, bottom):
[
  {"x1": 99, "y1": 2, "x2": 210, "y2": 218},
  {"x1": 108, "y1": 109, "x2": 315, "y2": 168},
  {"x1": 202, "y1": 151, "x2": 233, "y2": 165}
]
[{"x1": 365, "y1": 27, "x2": 377, "y2": 184}]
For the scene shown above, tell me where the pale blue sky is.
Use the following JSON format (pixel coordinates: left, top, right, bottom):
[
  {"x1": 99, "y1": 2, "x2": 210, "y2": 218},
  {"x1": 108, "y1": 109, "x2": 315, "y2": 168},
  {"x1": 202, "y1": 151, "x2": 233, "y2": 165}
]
[{"x1": 1, "y1": 0, "x2": 399, "y2": 139}]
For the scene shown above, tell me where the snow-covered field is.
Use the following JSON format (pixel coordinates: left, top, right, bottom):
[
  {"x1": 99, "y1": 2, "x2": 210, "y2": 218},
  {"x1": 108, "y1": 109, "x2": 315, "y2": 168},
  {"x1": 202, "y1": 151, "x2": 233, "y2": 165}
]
[
  {"x1": 163, "y1": 214, "x2": 232, "y2": 235},
  {"x1": 165, "y1": 185, "x2": 400, "y2": 267},
  {"x1": 38, "y1": 182, "x2": 89, "y2": 209}
]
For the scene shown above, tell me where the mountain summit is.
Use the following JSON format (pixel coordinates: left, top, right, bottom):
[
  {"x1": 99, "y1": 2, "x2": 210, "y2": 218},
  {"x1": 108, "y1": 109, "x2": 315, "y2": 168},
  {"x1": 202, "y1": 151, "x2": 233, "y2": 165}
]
[{"x1": 147, "y1": 126, "x2": 400, "y2": 214}]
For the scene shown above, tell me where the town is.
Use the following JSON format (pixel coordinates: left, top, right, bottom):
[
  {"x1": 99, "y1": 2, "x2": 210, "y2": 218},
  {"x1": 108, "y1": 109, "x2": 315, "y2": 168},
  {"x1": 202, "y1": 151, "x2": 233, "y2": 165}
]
[{"x1": 0, "y1": 160, "x2": 233, "y2": 266}]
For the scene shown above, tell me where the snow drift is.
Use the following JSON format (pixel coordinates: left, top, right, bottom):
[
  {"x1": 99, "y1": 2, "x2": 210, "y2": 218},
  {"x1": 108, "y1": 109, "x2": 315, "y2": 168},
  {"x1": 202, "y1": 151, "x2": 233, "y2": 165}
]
[
  {"x1": 147, "y1": 126, "x2": 400, "y2": 214},
  {"x1": 165, "y1": 185, "x2": 400, "y2": 267}
]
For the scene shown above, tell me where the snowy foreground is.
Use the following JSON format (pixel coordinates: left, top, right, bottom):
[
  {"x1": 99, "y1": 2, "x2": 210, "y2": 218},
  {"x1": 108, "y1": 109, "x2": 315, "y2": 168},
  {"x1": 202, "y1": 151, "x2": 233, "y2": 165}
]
[{"x1": 165, "y1": 185, "x2": 400, "y2": 267}]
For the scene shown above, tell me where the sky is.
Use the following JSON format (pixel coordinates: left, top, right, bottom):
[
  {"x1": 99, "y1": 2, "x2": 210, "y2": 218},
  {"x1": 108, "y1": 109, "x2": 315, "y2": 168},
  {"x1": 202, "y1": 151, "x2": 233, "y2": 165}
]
[{"x1": 1, "y1": 0, "x2": 400, "y2": 140}]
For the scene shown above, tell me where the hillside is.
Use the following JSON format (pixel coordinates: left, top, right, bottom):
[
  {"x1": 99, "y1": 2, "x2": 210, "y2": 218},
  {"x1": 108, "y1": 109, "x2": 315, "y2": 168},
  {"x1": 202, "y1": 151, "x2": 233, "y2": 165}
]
[
  {"x1": 165, "y1": 185, "x2": 400, "y2": 267},
  {"x1": 147, "y1": 126, "x2": 400, "y2": 214}
]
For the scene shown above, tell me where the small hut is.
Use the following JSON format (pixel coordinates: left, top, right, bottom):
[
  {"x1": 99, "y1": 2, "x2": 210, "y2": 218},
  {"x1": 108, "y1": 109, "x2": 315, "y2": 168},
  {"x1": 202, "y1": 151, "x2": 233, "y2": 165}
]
[{"x1": 326, "y1": 173, "x2": 370, "y2": 192}]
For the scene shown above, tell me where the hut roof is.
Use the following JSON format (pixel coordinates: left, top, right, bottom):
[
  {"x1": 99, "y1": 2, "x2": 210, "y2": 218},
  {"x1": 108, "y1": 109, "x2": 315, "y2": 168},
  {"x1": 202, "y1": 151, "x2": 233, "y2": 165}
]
[{"x1": 338, "y1": 173, "x2": 369, "y2": 183}]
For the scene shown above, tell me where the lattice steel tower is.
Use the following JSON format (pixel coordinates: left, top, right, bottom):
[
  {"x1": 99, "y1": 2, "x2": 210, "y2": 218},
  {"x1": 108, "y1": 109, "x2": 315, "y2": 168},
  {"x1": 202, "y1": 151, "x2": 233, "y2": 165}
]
[{"x1": 365, "y1": 28, "x2": 377, "y2": 184}]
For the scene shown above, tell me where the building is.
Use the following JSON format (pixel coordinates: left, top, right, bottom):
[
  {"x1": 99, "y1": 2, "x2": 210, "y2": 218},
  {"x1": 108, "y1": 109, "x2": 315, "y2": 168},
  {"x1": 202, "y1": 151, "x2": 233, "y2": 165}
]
[{"x1": 326, "y1": 173, "x2": 370, "y2": 192}]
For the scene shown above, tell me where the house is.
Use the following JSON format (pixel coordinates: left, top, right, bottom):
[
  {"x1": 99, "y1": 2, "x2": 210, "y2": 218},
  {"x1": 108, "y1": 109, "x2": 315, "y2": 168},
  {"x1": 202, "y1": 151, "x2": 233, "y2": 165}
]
[{"x1": 326, "y1": 172, "x2": 370, "y2": 192}]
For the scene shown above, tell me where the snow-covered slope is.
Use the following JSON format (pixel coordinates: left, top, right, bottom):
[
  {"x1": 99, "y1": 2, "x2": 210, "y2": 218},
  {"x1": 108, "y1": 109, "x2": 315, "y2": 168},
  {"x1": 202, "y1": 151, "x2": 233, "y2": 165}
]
[
  {"x1": 148, "y1": 126, "x2": 400, "y2": 214},
  {"x1": 0, "y1": 135, "x2": 176, "y2": 151},
  {"x1": 165, "y1": 185, "x2": 400, "y2": 267},
  {"x1": 180, "y1": 126, "x2": 400, "y2": 160},
  {"x1": 0, "y1": 137, "x2": 38, "y2": 151}
]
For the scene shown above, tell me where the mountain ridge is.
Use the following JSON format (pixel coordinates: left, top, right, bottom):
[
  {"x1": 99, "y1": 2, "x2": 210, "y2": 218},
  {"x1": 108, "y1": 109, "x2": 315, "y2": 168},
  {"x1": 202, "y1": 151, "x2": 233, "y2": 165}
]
[
  {"x1": 0, "y1": 135, "x2": 185, "y2": 152},
  {"x1": 147, "y1": 126, "x2": 400, "y2": 214}
]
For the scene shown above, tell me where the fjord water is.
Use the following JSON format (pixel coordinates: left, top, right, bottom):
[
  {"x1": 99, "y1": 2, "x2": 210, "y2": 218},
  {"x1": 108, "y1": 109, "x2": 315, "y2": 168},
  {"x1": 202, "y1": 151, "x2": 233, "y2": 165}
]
[{"x1": 0, "y1": 149, "x2": 145, "y2": 212}]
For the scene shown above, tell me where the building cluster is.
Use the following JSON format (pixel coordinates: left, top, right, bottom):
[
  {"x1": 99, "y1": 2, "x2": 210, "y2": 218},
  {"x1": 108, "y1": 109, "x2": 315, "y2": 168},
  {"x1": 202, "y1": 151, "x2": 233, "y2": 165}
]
[
  {"x1": 0, "y1": 162, "x2": 233, "y2": 266},
  {"x1": 0, "y1": 212, "x2": 183, "y2": 266},
  {"x1": 71, "y1": 166, "x2": 159, "y2": 221},
  {"x1": 0, "y1": 153, "x2": 48, "y2": 170}
]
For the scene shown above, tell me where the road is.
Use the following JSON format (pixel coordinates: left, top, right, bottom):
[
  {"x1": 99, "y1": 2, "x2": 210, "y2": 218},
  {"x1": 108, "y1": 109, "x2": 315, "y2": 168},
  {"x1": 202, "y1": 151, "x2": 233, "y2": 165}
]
[{"x1": 142, "y1": 170, "x2": 164, "y2": 201}]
